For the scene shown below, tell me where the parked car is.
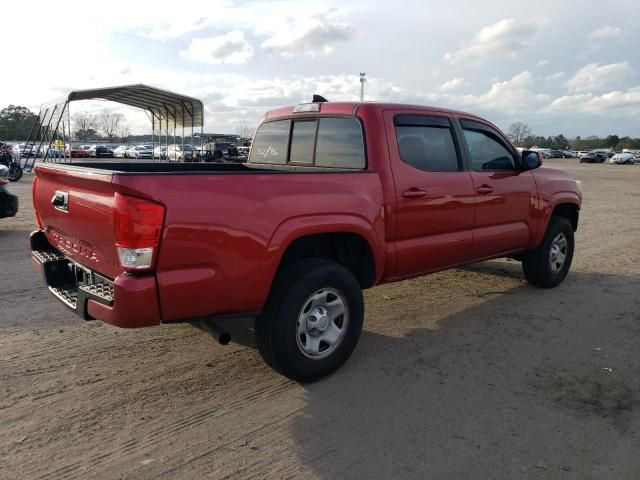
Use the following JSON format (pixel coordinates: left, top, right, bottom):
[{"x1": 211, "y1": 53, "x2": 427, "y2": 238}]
[
  {"x1": 65, "y1": 145, "x2": 90, "y2": 158},
  {"x1": 167, "y1": 144, "x2": 197, "y2": 162},
  {"x1": 127, "y1": 145, "x2": 153, "y2": 159},
  {"x1": 609, "y1": 153, "x2": 635, "y2": 165},
  {"x1": 200, "y1": 142, "x2": 241, "y2": 162},
  {"x1": 113, "y1": 145, "x2": 129, "y2": 158},
  {"x1": 579, "y1": 152, "x2": 606, "y2": 163},
  {"x1": 89, "y1": 145, "x2": 113, "y2": 158},
  {"x1": 153, "y1": 145, "x2": 167, "y2": 160},
  {"x1": 30, "y1": 100, "x2": 582, "y2": 382},
  {"x1": 0, "y1": 165, "x2": 18, "y2": 218},
  {"x1": 18, "y1": 143, "x2": 38, "y2": 157},
  {"x1": 44, "y1": 148, "x2": 64, "y2": 158}
]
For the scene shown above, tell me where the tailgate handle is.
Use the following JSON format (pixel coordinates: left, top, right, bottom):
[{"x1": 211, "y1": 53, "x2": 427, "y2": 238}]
[{"x1": 52, "y1": 191, "x2": 69, "y2": 212}]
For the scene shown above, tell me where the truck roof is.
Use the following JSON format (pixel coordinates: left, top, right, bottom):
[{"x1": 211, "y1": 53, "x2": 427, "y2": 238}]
[{"x1": 265, "y1": 101, "x2": 480, "y2": 120}]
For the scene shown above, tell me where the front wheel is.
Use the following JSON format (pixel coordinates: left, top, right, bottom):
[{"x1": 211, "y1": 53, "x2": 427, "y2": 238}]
[
  {"x1": 8, "y1": 163, "x2": 23, "y2": 182},
  {"x1": 256, "y1": 258, "x2": 364, "y2": 382},
  {"x1": 522, "y1": 216, "x2": 574, "y2": 288}
]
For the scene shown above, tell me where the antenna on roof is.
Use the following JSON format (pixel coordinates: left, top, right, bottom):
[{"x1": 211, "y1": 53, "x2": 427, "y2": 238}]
[{"x1": 312, "y1": 94, "x2": 329, "y2": 103}]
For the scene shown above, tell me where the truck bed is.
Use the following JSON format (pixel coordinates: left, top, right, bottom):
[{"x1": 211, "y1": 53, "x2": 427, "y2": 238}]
[
  {"x1": 54, "y1": 162, "x2": 266, "y2": 174},
  {"x1": 32, "y1": 161, "x2": 386, "y2": 326}
]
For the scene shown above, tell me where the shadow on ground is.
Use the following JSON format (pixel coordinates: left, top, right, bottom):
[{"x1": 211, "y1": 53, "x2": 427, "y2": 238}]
[{"x1": 290, "y1": 263, "x2": 640, "y2": 479}]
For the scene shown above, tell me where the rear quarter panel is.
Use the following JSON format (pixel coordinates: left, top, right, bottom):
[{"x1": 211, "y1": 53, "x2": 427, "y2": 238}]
[{"x1": 114, "y1": 172, "x2": 386, "y2": 321}]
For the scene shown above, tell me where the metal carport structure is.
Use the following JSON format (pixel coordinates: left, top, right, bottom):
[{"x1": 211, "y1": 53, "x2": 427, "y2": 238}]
[{"x1": 23, "y1": 84, "x2": 204, "y2": 170}]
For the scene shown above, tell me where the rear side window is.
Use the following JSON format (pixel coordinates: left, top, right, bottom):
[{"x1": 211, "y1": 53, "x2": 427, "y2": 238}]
[
  {"x1": 249, "y1": 116, "x2": 365, "y2": 169},
  {"x1": 315, "y1": 118, "x2": 365, "y2": 169},
  {"x1": 250, "y1": 119, "x2": 289, "y2": 164},
  {"x1": 395, "y1": 122, "x2": 460, "y2": 172}
]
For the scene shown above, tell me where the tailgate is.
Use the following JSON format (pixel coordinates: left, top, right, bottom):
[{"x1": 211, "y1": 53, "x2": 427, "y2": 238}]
[{"x1": 34, "y1": 165, "x2": 121, "y2": 279}]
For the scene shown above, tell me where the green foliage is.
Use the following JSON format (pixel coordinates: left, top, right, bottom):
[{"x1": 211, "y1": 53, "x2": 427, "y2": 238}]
[{"x1": 0, "y1": 105, "x2": 39, "y2": 140}]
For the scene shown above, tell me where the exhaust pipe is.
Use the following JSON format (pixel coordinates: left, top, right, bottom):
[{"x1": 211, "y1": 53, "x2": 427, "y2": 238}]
[{"x1": 192, "y1": 320, "x2": 231, "y2": 345}]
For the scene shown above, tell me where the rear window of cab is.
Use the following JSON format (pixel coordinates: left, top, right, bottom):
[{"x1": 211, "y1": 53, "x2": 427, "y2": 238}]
[{"x1": 249, "y1": 117, "x2": 366, "y2": 169}]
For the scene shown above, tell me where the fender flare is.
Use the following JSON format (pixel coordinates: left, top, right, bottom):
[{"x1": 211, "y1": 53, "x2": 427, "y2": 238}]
[
  {"x1": 265, "y1": 213, "x2": 386, "y2": 287},
  {"x1": 534, "y1": 192, "x2": 581, "y2": 245}
]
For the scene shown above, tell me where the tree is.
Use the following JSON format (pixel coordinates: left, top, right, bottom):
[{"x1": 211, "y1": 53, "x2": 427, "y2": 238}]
[
  {"x1": 98, "y1": 112, "x2": 124, "y2": 142},
  {"x1": 118, "y1": 125, "x2": 130, "y2": 143},
  {"x1": 0, "y1": 105, "x2": 39, "y2": 140},
  {"x1": 235, "y1": 120, "x2": 254, "y2": 142},
  {"x1": 507, "y1": 122, "x2": 532, "y2": 146},
  {"x1": 72, "y1": 111, "x2": 98, "y2": 143}
]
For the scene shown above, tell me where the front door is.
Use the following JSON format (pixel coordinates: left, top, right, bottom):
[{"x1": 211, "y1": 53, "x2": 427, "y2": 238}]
[
  {"x1": 458, "y1": 119, "x2": 537, "y2": 259},
  {"x1": 385, "y1": 112, "x2": 476, "y2": 277}
]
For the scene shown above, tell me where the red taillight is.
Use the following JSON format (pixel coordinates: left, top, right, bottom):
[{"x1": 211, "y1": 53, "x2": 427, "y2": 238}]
[
  {"x1": 32, "y1": 176, "x2": 44, "y2": 229},
  {"x1": 114, "y1": 193, "x2": 165, "y2": 271},
  {"x1": 0, "y1": 178, "x2": 8, "y2": 186}
]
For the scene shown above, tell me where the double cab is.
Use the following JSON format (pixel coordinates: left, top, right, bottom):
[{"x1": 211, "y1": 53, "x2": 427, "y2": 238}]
[{"x1": 31, "y1": 100, "x2": 582, "y2": 382}]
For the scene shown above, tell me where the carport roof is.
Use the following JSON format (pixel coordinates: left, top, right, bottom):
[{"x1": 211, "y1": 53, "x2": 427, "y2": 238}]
[{"x1": 65, "y1": 84, "x2": 204, "y2": 128}]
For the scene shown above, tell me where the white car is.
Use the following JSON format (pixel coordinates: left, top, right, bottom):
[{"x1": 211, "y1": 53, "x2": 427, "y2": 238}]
[
  {"x1": 127, "y1": 145, "x2": 153, "y2": 159},
  {"x1": 113, "y1": 145, "x2": 129, "y2": 158},
  {"x1": 609, "y1": 153, "x2": 635, "y2": 165}
]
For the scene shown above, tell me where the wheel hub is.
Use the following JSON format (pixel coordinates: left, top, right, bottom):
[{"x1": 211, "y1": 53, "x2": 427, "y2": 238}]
[
  {"x1": 296, "y1": 288, "x2": 349, "y2": 360},
  {"x1": 306, "y1": 307, "x2": 330, "y2": 334},
  {"x1": 549, "y1": 233, "x2": 568, "y2": 274}
]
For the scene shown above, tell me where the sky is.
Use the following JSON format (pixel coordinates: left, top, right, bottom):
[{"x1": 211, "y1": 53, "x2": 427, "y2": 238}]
[{"x1": 3, "y1": 0, "x2": 639, "y2": 137}]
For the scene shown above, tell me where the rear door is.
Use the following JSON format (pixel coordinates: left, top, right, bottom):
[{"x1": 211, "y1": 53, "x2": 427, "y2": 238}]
[
  {"x1": 457, "y1": 118, "x2": 537, "y2": 258},
  {"x1": 385, "y1": 111, "x2": 475, "y2": 277}
]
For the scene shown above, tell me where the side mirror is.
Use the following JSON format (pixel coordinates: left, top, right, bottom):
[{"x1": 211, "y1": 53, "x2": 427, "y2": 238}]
[{"x1": 522, "y1": 150, "x2": 542, "y2": 170}]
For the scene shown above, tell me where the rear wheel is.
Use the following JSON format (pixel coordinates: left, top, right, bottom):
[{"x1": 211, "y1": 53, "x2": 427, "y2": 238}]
[
  {"x1": 522, "y1": 216, "x2": 574, "y2": 288},
  {"x1": 256, "y1": 258, "x2": 364, "y2": 382}
]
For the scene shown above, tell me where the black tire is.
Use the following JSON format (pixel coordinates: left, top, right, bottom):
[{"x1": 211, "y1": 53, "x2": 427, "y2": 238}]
[
  {"x1": 8, "y1": 163, "x2": 23, "y2": 182},
  {"x1": 256, "y1": 258, "x2": 364, "y2": 382},
  {"x1": 522, "y1": 216, "x2": 574, "y2": 288}
]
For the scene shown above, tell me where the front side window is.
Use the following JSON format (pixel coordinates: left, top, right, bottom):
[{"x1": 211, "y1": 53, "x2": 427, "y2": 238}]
[
  {"x1": 250, "y1": 119, "x2": 290, "y2": 164},
  {"x1": 395, "y1": 125, "x2": 459, "y2": 172},
  {"x1": 462, "y1": 128, "x2": 516, "y2": 171}
]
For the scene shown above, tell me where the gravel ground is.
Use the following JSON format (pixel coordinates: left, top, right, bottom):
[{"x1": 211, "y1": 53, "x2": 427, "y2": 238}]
[{"x1": 0, "y1": 159, "x2": 639, "y2": 479}]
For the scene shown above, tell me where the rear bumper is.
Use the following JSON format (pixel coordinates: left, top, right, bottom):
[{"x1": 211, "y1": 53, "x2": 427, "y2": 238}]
[
  {"x1": 30, "y1": 230, "x2": 161, "y2": 328},
  {"x1": 0, "y1": 189, "x2": 18, "y2": 218}
]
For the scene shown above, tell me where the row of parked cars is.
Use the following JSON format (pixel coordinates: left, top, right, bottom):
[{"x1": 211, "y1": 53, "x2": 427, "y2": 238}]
[
  {"x1": 530, "y1": 148, "x2": 637, "y2": 165},
  {"x1": 577, "y1": 150, "x2": 637, "y2": 165},
  {"x1": 16, "y1": 142, "x2": 249, "y2": 162}
]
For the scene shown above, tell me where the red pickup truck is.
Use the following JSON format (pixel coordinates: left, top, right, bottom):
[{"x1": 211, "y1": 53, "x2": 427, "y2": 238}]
[{"x1": 31, "y1": 101, "x2": 581, "y2": 382}]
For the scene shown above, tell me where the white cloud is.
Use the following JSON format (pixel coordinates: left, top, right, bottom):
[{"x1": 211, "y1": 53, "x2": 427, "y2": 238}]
[
  {"x1": 588, "y1": 25, "x2": 622, "y2": 41},
  {"x1": 537, "y1": 59, "x2": 549, "y2": 67},
  {"x1": 444, "y1": 18, "x2": 542, "y2": 64},
  {"x1": 440, "y1": 78, "x2": 466, "y2": 92},
  {"x1": 547, "y1": 71, "x2": 566, "y2": 81},
  {"x1": 566, "y1": 62, "x2": 634, "y2": 93},
  {"x1": 180, "y1": 30, "x2": 254, "y2": 64},
  {"x1": 459, "y1": 71, "x2": 550, "y2": 114},
  {"x1": 541, "y1": 86, "x2": 640, "y2": 116},
  {"x1": 260, "y1": 14, "x2": 355, "y2": 56}
]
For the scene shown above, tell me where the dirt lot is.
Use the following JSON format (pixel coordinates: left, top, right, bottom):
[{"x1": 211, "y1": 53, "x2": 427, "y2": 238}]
[{"x1": 1, "y1": 159, "x2": 639, "y2": 479}]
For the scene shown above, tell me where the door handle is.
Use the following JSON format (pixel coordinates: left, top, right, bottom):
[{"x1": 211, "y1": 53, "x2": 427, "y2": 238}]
[
  {"x1": 402, "y1": 188, "x2": 427, "y2": 199},
  {"x1": 476, "y1": 185, "x2": 494, "y2": 195}
]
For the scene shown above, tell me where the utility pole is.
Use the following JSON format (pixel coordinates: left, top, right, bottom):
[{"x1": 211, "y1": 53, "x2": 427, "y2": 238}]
[{"x1": 359, "y1": 72, "x2": 367, "y2": 102}]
